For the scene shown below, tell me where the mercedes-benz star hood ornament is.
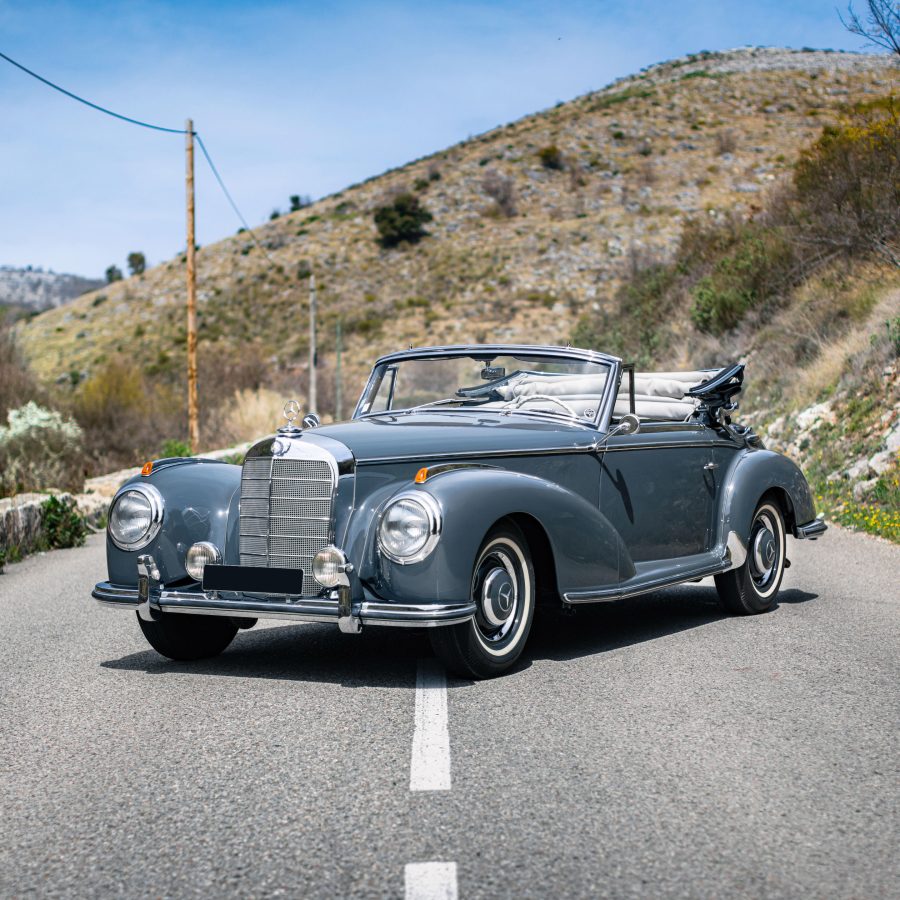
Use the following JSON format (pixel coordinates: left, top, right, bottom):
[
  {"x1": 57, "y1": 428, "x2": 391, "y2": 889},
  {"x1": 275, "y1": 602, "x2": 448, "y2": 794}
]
[{"x1": 278, "y1": 399, "x2": 303, "y2": 435}]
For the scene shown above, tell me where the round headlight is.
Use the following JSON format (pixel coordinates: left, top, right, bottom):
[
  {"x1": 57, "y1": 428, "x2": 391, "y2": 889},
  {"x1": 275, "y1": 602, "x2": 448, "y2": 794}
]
[
  {"x1": 108, "y1": 484, "x2": 164, "y2": 551},
  {"x1": 185, "y1": 541, "x2": 220, "y2": 582},
  {"x1": 312, "y1": 546, "x2": 347, "y2": 588},
  {"x1": 378, "y1": 493, "x2": 441, "y2": 565}
]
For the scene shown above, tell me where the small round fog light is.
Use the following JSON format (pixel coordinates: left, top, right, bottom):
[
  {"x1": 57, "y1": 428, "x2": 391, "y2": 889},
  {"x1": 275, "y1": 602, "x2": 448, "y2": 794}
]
[
  {"x1": 312, "y1": 546, "x2": 346, "y2": 588},
  {"x1": 185, "y1": 541, "x2": 220, "y2": 582}
]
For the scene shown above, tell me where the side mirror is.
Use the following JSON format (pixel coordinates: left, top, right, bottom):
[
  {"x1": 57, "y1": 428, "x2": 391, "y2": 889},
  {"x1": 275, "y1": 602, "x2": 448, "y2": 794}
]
[
  {"x1": 618, "y1": 413, "x2": 641, "y2": 436},
  {"x1": 595, "y1": 413, "x2": 641, "y2": 450},
  {"x1": 303, "y1": 412, "x2": 321, "y2": 429}
]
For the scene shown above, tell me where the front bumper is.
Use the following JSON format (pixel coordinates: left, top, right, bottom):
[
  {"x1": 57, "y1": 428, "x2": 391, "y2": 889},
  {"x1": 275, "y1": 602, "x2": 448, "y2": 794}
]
[{"x1": 92, "y1": 581, "x2": 475, "y2": 630}]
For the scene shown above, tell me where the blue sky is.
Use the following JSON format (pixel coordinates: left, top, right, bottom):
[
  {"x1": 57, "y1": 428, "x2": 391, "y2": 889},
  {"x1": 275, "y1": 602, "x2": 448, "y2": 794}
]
[{"x1": 0, "y1": 0, "x2": 871, "y2": 276}]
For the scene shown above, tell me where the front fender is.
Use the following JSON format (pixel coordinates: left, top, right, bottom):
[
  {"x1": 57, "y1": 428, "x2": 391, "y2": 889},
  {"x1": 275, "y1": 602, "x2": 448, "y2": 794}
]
[
  {"x1": 106, "y1": 460, "x2": 241, "y2": 586},
  {"x1": 718, "y1": 448, "x2": 817, "y2": 545},
  {"x1": 362, "y1": 468, "x2": 623, "y2": 605}
]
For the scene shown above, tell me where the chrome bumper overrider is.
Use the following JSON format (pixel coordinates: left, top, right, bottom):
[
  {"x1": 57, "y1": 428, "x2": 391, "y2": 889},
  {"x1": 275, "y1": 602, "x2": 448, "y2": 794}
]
[
  {"x1": 794, "y1": 517, "x2": 828, "y2": 540},
  {"x1": 91, "y1": 581, "x2": 475, "y2": 629}
]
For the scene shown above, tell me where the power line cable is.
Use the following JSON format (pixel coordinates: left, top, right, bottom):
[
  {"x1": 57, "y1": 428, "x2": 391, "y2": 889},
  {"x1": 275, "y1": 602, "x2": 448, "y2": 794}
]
[
  {"x1": 0, "y1": 48, "x2": 276, "y2": 261},
  {"x1": 194, "y1": 134, "x2": 273, "y2": 258},
  {"x1": 0, "y1": 49, "x2": 188, "y2": 133}
]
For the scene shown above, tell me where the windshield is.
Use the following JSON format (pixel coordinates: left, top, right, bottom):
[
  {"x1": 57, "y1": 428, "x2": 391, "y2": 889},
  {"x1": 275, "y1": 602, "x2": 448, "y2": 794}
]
[{"x1": 355, "y1": 353, "x2": 612, "y2": 425}]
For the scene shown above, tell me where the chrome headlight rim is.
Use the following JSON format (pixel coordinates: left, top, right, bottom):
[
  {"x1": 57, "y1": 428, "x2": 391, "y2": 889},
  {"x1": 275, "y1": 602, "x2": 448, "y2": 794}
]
[
  {"x1": 107, "y1": 483, "x2": 165, "y2": 552},
  {"x1": 377, "y1": 490, "x2": 442, "y2": 566}
]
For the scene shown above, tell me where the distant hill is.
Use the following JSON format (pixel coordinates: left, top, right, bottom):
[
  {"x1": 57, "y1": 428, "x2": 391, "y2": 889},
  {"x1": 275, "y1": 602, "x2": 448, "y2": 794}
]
[
  {"x1": 17, "y1": 47, "x2": 895, "y2": 395},
  {"x1": 0, "y1": 266, "x2": 103, "y2": 317}
]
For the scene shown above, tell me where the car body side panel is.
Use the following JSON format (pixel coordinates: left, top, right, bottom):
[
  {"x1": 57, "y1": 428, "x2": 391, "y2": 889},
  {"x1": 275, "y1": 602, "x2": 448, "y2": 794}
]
[
  {"x1": 361, "y1": 467, "x2": 626, "y2": 605},
  {"x1": 106, "y1": 460, "x2": 241, "y2": 587},
  {"x1": 599, "y1": 431, "x2": 716, "y2": 562}
]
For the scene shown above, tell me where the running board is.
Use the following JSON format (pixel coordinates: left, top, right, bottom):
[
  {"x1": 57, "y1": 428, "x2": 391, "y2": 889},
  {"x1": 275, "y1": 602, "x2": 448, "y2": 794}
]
[{"x1": 562, "y1": 534, "x2": 746, "y2": 605}]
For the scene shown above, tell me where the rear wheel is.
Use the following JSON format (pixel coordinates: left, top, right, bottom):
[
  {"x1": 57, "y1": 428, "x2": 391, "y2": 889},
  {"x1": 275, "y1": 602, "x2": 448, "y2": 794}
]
[
  {"x1": 137, "y1": 612, "x2": 238, "y2": 661},
  {"x1": 715, "y1": 500, "x2": 786, "y2": 615},
  {"x1": 429, "y1": 522, "x2": 535, "y2": 678}
]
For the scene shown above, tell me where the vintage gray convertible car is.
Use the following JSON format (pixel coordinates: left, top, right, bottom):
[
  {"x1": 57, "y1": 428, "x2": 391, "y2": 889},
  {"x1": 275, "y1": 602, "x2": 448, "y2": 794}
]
[{"x1": 93, "y1": 344, "x2": 826, "y2": 677}]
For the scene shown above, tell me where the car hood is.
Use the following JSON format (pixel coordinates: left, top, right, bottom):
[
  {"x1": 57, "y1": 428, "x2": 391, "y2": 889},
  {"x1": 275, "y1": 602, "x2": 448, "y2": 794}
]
[{"x1": 301, "y1": 411, "x2": 597, "y2": 463}]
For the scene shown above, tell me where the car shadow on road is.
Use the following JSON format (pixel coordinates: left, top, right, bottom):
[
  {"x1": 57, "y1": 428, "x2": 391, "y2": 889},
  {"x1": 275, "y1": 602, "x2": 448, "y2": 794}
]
[
  {"x1": 102, "y1": 621, "x2": 431, "y2": 688},
  {"x1": 101, "y1": 586, "x2": 818, "y2": 685},
  {"x1": 523, "y1": 585, "x2": 819, "y2": 664}
]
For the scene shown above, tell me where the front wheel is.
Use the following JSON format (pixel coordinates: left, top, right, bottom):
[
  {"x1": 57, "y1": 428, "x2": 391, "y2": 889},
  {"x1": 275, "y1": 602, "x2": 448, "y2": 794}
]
[
  {"x1": 137, "y1": 612, "x2": 238, "y2": 661},
  {"x1": 715, "y1": 500, "x2": 786, "y2": 615},
  {"x1": 429, "y1": 522, "x2": 535, "y2": 678}
]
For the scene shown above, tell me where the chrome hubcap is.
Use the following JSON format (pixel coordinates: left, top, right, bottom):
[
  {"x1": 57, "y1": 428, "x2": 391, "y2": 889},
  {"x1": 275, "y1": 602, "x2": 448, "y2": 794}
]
[
  {"x1": 481, "y1": 567, "x2": 516, "y2": 627},
  {"x1": 474, "y1": 550, "x2": 519, "y2": 643},
  {"x1": 749, "y1": 510, "x2": 780, "y2": 590}
]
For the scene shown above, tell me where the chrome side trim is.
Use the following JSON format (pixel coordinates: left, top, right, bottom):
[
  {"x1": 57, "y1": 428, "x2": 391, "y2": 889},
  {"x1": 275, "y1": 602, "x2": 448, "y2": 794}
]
[
  {"x1": 354, "y1": 438, "x2": 737, "y2": 466},
  {"x1": 355, "y1": 445, "x2": 596, "y2": 465},
  {"x1": 91, "y1": 582, "x2": 475, "y2": 629},
  {"x1": 794, "y1": 517, "x2": 827, "y2": 540}
]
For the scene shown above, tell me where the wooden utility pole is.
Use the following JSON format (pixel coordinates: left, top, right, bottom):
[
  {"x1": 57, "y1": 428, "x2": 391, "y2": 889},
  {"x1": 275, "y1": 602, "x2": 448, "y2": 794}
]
[
  {"x1": 185, "y1": 118, "x2": 199, "y2": 453},
  {"x1": 335, "y1": 319, "x2": 342, "y2": 421},
  {"x1": 309, "y1": 274, "x2": 317, "y2": 412}
]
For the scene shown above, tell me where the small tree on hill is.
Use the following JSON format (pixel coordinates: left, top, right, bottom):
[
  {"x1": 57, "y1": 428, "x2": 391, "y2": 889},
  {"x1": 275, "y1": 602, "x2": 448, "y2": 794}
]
[
  {"x1": 373, "y1": 193, "x2": 433, "y2": 248},
  {"x1": 839, "y1": 0, "x2": 900, "y2": 56},
  {"x1": 538, "y1": 145, "x2": 565, "y2": 170},
  {"x1": 127, "y1": 252, "x2": 146, "y2": 276},
  {"x1": 290, "y1": 194, "x2": 311, "y2": 212},
  {"x1": 105, "y1": 265, "x2": 123, "y2": 284},
  {"x1": 482, "y1": 169, "x2": 517, "y2": 217}
]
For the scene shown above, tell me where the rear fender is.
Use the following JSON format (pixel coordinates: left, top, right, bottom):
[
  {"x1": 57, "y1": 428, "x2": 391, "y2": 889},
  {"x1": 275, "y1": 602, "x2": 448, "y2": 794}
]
[{"x1": 718, "y1": 448, "x2": 816, "y2": 546}]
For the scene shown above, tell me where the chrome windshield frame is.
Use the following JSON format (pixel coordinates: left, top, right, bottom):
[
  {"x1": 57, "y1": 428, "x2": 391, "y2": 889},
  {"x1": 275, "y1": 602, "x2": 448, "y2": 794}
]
[{"x1": 352, "y1": 344, "x2": 621, "y2": 432}]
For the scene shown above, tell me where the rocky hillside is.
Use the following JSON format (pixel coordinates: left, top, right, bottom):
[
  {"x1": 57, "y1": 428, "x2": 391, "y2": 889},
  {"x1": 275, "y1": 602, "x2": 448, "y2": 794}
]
[
  {"x1": 1, "y1": 266, "x2": 102, "y2": 317},
  {"x1": 18, "y1": 47, "x2": 896, "y2": 401}
]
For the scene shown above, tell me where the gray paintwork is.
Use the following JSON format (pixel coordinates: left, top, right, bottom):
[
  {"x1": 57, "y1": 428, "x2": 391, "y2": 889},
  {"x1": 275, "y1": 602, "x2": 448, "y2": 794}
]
[{"x1": 101, "y1": 345, "x2": 820, "y2": 614}]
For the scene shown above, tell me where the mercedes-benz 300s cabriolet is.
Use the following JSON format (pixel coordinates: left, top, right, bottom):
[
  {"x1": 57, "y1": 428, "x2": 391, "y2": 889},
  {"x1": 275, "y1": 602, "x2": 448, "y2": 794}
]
[{"x1": 93, "y1": 344, "x2": 826, "y2": 677}]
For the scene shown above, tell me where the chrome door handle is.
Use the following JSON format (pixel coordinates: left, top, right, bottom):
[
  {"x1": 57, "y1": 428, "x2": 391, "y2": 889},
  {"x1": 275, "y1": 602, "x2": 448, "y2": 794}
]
[{"x1": 703, "y1": 462, "x2": 719, "y2": 470}]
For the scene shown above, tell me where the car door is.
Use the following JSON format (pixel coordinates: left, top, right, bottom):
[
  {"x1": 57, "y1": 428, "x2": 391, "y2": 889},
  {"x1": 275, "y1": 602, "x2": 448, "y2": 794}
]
[{"x1": 598, "y1": 423, "x2": 715, "y2": 565}]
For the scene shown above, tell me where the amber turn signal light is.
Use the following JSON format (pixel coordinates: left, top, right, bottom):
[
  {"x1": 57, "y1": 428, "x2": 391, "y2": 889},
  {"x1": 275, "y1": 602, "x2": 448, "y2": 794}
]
[
  {"x1": 141, "y1": 461, "x2": 154, "y2": 476},
  {"x1": 414, "y1": 467, "x2": 428, "y2": 483}
]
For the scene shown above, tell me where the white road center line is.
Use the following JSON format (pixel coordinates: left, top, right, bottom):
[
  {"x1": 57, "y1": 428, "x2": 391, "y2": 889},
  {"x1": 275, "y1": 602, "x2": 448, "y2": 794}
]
[
  {"x1": 405, "y1": 862, "x2": 458, "y2": 900},
  {"x1": 410, "y1": 658, "x2": 451, "y2": 791}
]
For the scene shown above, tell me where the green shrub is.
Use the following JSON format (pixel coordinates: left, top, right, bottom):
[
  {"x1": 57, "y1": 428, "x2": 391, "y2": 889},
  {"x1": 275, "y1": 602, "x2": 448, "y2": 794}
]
[
  {"x1": 0, "y1": 402, "x2": 84, "y2": 496},
  {"x1": 688, "y1": 223, "x2": 798, "y2": 333},
  {"x1": 591, "y1": 87, "x2": 655, "y2": 110},
  {"x1": 373, "y1": 193, "x2": 433, "y2": 248},
  {"x1": 161, "y1": 438, "x2": 192, "y2": 458},
  {"x1": 40, "y1": 495, "x2": 87, "y2": 550},
  {"x1": 793, "y1": 101, "x2": 900, "y2": 264},
  {"x1": 537, "y1": 145, "x2": 564, "y2": 170}
]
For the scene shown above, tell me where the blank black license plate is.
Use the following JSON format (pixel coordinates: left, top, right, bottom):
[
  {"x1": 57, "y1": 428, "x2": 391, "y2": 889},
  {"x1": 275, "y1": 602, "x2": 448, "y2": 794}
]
[{"x1": 202, "y1": 565, "x2": 304, "y2": 595}]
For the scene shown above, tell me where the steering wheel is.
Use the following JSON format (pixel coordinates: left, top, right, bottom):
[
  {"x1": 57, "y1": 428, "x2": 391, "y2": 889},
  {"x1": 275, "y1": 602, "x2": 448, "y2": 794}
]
[{"x1": 512, "y1": 394, "x2": 578, "y2": 416}]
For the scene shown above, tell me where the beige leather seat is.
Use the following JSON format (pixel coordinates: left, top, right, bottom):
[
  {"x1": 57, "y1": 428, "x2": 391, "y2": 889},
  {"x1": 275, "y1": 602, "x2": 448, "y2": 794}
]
[{"x1": 490, "y1": 369, "x2": 710, "y2": 421}]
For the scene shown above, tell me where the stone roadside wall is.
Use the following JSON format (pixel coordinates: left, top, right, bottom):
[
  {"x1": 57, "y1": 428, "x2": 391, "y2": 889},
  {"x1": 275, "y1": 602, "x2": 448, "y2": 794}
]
[{"x1": 0, "y1": 443, "x2": 249, "y2": 560}]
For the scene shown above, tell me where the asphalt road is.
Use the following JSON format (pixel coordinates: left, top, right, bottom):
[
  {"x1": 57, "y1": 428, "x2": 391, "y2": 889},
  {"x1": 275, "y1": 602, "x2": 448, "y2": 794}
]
[{"x1": 1, "y1": 527, "x2": 897, "y2": 899}]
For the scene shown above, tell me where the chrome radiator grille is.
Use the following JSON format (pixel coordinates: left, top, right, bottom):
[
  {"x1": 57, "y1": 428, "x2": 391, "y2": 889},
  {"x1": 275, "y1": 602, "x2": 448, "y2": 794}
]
[{"x1": 239, "y1": 454, "x2": 335, "y2": 595}]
